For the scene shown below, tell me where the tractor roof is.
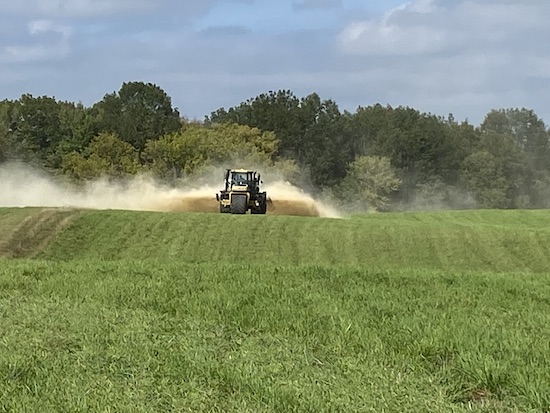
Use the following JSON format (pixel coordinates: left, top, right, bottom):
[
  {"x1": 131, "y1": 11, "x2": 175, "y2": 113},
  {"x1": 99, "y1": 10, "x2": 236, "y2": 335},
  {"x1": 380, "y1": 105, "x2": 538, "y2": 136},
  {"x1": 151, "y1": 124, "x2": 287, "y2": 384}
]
[{"x1": 230, "y1": 169, "x2": 255, "y2": 173}]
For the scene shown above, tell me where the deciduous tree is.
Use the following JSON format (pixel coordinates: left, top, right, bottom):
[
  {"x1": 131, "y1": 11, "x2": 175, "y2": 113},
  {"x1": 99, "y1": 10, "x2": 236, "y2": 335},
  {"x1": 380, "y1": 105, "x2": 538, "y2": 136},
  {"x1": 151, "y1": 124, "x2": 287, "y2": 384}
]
[
  {"x1": 62, "y1": 133, "x2": 140, "y2": 180},
  {"x1": 338, "y1": 155, "x2": 401, "y2": 211},
  {"x1": 481, "y1": 108, "x2": 550, "y2": 171},
  {"x1": 142, "y1": 123, "x2": 278, "y2": 182},
  {"x1": 94, "y1": 82, "x2": 181, "y2": 153}
]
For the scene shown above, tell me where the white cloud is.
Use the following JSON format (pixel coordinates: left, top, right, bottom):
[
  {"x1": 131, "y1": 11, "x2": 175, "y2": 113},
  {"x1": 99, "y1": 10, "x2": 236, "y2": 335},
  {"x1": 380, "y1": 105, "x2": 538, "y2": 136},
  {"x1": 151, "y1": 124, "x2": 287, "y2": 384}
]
[
  {"x1": 339, "y1": 0, "x2": 447, "y2": 55},
  {"x1": 339, "y1": 20, "x2": 446, "y2": 55},
  {"x1": 339, "y1": 0, "x2": 549, "y2": 56},
  {"x1": 1, "y1": 19, "x2": 72, "y2": 63},
  {"x1": 29, "y1": 19, "x2": 72, "y2": 36},
  {"x1": 335, "y1": 0, "x2": 550, "y2": 122}
]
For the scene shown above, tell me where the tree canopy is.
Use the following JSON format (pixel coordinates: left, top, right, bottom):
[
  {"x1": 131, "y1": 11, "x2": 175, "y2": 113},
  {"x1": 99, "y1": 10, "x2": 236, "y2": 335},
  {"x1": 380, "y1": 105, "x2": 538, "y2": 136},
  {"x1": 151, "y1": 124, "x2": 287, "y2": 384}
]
[
  {"x1": 1, "y1": 83, "x2": 549, "y2": 210},
  {"x1": 93, "y1": 82, "x2": 182, "y2": 153}
]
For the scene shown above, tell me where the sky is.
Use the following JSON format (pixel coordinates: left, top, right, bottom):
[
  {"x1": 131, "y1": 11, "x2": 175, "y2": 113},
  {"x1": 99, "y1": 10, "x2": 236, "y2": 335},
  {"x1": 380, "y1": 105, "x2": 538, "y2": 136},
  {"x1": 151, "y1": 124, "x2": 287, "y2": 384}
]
[{"x1": 0, "y1": 0, "x2": 549, "y2": 126}]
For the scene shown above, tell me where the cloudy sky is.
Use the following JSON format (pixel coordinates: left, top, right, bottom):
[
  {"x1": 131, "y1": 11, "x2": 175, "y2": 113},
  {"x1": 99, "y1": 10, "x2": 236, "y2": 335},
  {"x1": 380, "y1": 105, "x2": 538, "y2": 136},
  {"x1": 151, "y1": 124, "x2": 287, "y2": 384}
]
[{"x1": 1, "y1": 0, "x2": 549, "y2": 125}]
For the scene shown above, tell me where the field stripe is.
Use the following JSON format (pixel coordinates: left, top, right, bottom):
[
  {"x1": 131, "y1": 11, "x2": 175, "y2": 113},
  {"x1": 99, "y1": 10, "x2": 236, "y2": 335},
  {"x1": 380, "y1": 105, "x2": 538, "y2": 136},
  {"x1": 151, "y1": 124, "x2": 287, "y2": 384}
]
[
  {"x1": 0, "y1": 208, "x2": 79, "y2": 258},
  {"x1": 34, "y1": 209, "x2": 550, "y2": 272}
]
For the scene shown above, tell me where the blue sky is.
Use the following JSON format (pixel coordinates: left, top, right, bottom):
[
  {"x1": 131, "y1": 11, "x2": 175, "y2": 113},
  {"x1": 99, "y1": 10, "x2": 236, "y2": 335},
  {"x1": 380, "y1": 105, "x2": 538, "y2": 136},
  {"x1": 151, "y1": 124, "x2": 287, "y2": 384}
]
[{"x1": 1, "y1": 0, "x2": 549, "y2": 125}]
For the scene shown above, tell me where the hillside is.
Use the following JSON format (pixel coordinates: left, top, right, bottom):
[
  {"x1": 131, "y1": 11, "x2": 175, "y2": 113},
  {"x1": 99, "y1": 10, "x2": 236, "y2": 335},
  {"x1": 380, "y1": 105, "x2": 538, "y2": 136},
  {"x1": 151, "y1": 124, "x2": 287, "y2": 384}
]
[
  {"x1": 1, "y1": 207, "x2": 549, "y2": 272},
  {"x1": 0, "y1": 208, "x2": 79, "y2": 258},
  {"x1": 1, "y1": 207, "x2": 549, "y2": 412}
]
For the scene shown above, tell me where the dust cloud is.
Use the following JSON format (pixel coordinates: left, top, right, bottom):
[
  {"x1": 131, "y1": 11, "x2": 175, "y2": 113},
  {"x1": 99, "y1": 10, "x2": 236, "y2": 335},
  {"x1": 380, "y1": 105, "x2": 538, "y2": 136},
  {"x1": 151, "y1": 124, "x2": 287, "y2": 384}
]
[
  {"x1": 264, "y1": 181, "x2": 340, "y2": 217},
  {"x1": 0, "y1": 163, "x2": 340, "y2": 218}
]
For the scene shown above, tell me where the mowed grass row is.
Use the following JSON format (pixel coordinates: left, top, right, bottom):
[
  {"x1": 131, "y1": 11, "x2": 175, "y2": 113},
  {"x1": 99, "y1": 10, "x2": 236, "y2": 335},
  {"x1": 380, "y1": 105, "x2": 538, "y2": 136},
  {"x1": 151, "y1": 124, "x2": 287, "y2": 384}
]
[
  {"x1": 0, "y1": 208, "x2": 79, "y2": 258},
  {"x1": 0, "y1": 260, "x2": 549, "y2": 412},
  {"x1": 0, "y1": 208, "x2": 38, "y2": 247},
  {"x1": 35, "y1": 208, "x2": 550, "y2": 272},
  {"x1": 1, "y1": 207, "x2": 549, "y2": 412}
]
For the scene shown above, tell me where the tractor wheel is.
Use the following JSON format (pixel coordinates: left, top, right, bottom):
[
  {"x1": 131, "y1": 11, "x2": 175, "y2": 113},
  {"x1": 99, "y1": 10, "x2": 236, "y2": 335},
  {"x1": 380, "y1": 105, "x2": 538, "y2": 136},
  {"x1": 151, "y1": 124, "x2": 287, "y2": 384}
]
[
  {"x1": 251, "y1": 203, "x2": 264, "y2": 214},
  {"x1": 230, "y1": 194, "x2": 247, "y2": 214},
  {"x1": 258, "y1": 193, "x2": 267, "y2": 214}
]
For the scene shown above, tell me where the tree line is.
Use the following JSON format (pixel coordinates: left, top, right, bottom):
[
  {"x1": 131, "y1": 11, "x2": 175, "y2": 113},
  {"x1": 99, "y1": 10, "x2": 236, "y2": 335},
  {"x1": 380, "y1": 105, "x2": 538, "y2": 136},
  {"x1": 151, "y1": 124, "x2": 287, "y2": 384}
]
[{"x1": 1, "y1": 82, "x2": 549, "y2": 210}]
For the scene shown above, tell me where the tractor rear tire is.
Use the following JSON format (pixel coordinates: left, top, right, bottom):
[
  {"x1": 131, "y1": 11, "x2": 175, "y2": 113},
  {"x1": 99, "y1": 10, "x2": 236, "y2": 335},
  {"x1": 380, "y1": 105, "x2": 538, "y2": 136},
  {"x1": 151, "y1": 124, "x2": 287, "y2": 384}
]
[
  {"x1": 230, "y1": 194, "x2": 247, "y2": 214},
  {"x1": 257, "y1": 193, "x2": 267, "y2": 214}
]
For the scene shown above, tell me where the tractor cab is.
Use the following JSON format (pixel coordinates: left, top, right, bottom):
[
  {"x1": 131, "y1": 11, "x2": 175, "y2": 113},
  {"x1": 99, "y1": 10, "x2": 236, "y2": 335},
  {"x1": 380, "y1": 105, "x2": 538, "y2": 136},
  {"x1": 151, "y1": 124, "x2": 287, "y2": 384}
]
[
  {"x1": 230, "y1": 171, "x2": 252, "y2": 188},
  {"x1": 218, "y1": 168, "x2": 267, "y2": 214},
  {"x1": 225, "y1": 169, "x2": 261, "y2": 192}
]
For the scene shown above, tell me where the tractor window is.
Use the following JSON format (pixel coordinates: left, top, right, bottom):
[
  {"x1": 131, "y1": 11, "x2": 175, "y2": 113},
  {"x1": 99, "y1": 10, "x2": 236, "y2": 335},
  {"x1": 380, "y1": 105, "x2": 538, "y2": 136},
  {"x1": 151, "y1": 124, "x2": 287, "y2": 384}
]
[{"x1": 232, "y1": 173, "x2": 248, "y2": 185}]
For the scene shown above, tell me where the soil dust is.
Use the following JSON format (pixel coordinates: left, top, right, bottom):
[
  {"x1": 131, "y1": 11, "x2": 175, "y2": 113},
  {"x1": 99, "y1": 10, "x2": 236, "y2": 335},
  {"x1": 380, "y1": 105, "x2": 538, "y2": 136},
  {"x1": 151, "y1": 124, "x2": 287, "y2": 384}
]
[{"x1": 0, "y1": 163, "x2": 340, "y2": 218}]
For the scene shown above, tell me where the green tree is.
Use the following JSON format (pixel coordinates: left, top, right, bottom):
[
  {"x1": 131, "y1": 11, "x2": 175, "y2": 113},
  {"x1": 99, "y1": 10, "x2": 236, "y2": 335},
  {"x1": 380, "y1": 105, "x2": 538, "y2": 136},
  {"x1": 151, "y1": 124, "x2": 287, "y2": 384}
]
[
  {"x1": 0, "y1": 97, "x2": 99, "y2": 168},
  {"x1": 62, "y1": 133, "x2": 141, "y2": 180},
  {"x1": 17, "y1": 94, "x2": 62, "y2": 150},
  {"x1": 142, "y1": 127, "x2": 207, "y2": 181},
  {"x1": 0, "y1": 101, "x2": 10, "y2": 163},
  {"x1": 347, "y1": 104, "x2": 395, "y2": 159},
  {"x1": 446, "y1": 117, "x2": 479, "y2": 164},
  {"x1": 460, "y1": 132, "x2": 529, "y2": 208},
  {"x1": 298, "y1": 95, "x2": 351, "y2": 187},
  {"x1": 4, "y1": 95, "x2": 71, "y2": 167},
  {"x1": 460, "y1": 150, "x2": 509, "y2": 208},
  {"x1": 142, "y1": 123, "x2": 278, "y2": 182},
  {"x1": 0, "y1": 100, "x2": 19, "y2": 163},
  {"x1": 49, "y1": 102, "x2": 98, "y2": 169},
  {"x1": 207, "y1": 123, "x2": 278, "y2": 162},
  {"x1": 386, "y1": 107, "x2": 463, "y2": 185},
  {"x1": 338, "y1": 155, "x2": 401, "y2": 211},
  {"x1": 481, "y1": 108, "x2": 550, "y2": 171},
  {"x1": 208, "y1": 90, "x2": 302, "y2": 158},
  {"x1": 347, "y1": 106, "x2": 475, "y2": 205},
  {"x1": 531, "y1": 175, "x2": 550, "y2": 208},
  {"x1": 0, "y1": 130, "x2": 6, "y2": 164},
  {"x1": 94, "y1": 82, "x2": 182, "y2": 153},
  {"x1": 208, "y1": 91, "x2": 350, "y2": 188}
]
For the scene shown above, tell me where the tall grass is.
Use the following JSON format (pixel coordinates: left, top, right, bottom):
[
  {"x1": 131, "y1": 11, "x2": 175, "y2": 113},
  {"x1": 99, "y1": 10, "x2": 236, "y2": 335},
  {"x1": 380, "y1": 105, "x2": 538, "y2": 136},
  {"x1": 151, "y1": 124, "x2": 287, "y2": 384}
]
[
  {"x1": 1, "y1": 260, "x2": 548, "y2": 412},
  {"x1": 1, "y1": 208, "x2": 549, "y2": 411}
]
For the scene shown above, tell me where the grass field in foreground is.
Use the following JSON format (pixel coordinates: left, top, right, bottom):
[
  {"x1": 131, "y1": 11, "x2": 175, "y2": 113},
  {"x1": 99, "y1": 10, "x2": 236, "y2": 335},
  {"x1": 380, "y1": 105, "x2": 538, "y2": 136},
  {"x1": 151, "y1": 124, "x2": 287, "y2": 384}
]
[
  {"x1": 1, "y1": 260, "x2": 549, "y2": 412},
  {"x1": 1, "y1": 208, "x2": 549, "y2": 412}
]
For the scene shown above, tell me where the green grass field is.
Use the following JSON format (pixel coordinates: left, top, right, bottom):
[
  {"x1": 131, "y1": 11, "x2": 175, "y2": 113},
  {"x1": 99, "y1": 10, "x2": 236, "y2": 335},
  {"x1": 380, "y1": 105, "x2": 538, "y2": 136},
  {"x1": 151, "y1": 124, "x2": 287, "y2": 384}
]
[{"x1": 1, "y1": 208, "x2": 549, "y2": 412}]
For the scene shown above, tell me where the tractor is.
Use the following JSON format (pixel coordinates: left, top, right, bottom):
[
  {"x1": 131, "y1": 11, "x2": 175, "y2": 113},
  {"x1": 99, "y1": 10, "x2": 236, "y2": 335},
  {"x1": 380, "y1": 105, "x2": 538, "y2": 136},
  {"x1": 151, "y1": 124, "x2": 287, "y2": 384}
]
[{"x1": 216, "y1": 169, "x2": 267, "y2": 214}]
